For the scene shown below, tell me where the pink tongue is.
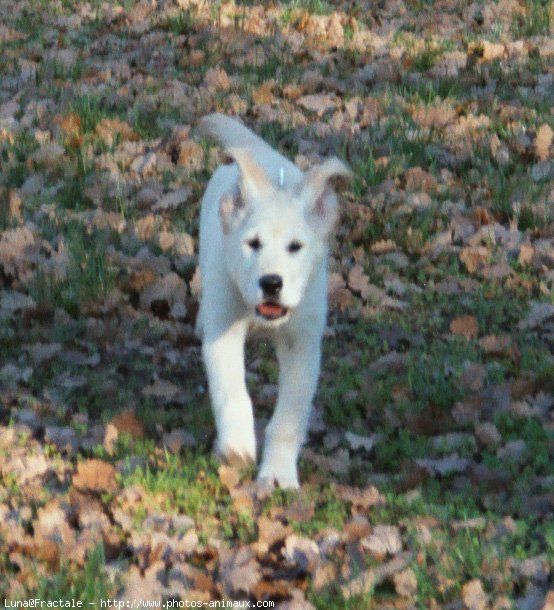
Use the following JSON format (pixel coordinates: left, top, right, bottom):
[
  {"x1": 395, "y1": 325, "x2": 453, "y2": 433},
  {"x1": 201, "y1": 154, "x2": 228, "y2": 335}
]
[{"x1": 258, "y1": 303, "x2": 285, "y2": 317}]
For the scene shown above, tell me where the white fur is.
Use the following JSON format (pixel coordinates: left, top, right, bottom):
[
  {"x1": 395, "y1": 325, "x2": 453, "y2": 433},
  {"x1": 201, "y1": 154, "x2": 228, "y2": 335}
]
[{"x1": 197, "y1": 114, "x2": 350, "y2": 488}]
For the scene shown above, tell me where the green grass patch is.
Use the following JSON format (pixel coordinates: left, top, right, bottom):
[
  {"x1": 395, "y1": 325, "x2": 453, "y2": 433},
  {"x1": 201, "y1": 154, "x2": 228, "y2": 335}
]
[
  {"x1": 512, "y1": 0, "x2": 552, "y2": 36},
  {"x1": 24, "y1": 544, "x2": 113, "y2": 600}
]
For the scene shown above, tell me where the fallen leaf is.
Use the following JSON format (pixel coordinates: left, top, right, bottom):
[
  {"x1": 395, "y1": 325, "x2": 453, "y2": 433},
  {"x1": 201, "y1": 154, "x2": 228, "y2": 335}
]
[
  {"x1": 283, "y1": 534, "x2": 320, "y2": 572},
  {"x1": 142, "y1": 378, "x2": 180, "y2": 402},
  {"x1": 459, "y1": 246, "x2": 489, "y2": 274},
  {"x1": 152, "y1": 187, "x2": 192, "y2": 212},
  {"x1": 203, "y1": 67, "x2": 230, "y2": 92},
  {"x1": 345, "y1": 431, "x2": 376, "y2": 452},
  {"x1": 257, "y1": 516, "x2": 292, "y2": 548},
  {"x1": 296, "y1": 94, "x2": 337, "y2": 116},
  {"x1": 218, "y1": 464, "x2": 240, "y2": 491},
  {"x1": 462, "y1": 578, "x2": 488, "y2": 610},
  {"x1": 95, "y1": 118, "x2": 137, "y2": 146},
  {"x1": 361, "y1": 525, "x2": 402, "y2": 558},
  {"x1": 218, "y1": 547, "x2": 261, "y2": 597},
  {"x1": 518, "y1": 243, "x2": 535, "y2": 265},
  {"x1": 347, "y1": 264, "x2": 371, "y2": 300},
  {"x1": 31, "y1": 142, "x2": 65, "y2": 167},
  {"x1": 335, "y1": 485, "x2": 386, "y2": 512},
  {"x1": 57, "y1": 112, "x2": 82, "y2": 147},
  {"x1": 118, "y1": 563, "x2": 167, "y2": 603},
  {"x1": 518, "y1": 301, "x2": 554, "y2": 330},
  {"x1": 450, "y1": 314, "x2": 479, "y2": 339},
  {"x1": 109, "y1": 411, "x2": 144, "y2": 440},
  {"x1": 478, "y1": 334, "x2": 513, "y2": 357},
  {"x1": 415, "y1": 455, "x2": 471, "y2": 476},
  {"x1": 535, "y1": 123, "x2": 553, "y2": 161},
  {"x1": 475, "y1": 422, "x2": 502, "y2": 447},
  {"x1": 341, "y1": 553, "x2": 412, "y2": 598},
  {"x1": 393, "y1": 568, "x2": 418, "y2": 597},
  {"x1": 73, "y1": 459, "x2": 117, "y2": 493}
]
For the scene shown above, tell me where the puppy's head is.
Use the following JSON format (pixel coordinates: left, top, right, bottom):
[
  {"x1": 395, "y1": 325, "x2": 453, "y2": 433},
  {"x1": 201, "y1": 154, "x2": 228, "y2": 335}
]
[{"x1": 219, "y1": 150, "x2": 351, "y2": 323}]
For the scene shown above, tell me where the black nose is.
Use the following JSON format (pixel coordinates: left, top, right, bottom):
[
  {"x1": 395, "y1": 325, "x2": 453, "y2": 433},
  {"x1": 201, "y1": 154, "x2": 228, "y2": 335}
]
[{"x1": 259, "y1": 274, "x2": 283, "y2": 297}]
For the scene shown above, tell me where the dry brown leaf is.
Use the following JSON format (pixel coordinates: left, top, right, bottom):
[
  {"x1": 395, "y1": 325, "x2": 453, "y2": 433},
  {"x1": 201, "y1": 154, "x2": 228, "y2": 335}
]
[
  {"x1": 341, "y1": 553, "x2": 412, "y2": 598},
  {"x1": 459, "y1": 246, "x2": 489, "y2": 274},
  {"x1": 257, "y1": 516, "x2": 292, "y2": 548},
  {"x1": 518, "y1": 243, "x2": 535, "y2": 265},
  {"x1": 252, "y1": 80, "x2": 276, "y2": 106},
  {"x1": 472, "y1": 206, "x2": 493, "y2": 227},
  {"x1": 283, "y1": 534, "x2": 320, "y2": 572},
  {"x1": 344, "y1": 431, "x2": 377, "y2": 452},
  {"x1": 31, "y1": 142, "x2": 65, "y2": 167},
  {"x1": 0, "y1": 227, "x2": 37, "y2": 278},
  {"x1": 475, "y1": 422, "x2": 502, "y2": 447},
  {"x1": 4, "y1": 188, "x2": 22, "y2": 222},
  {"x1": 95, "y1": 118, "x2": 137, "y2": 146},
  {"x1": 177, "y1": 141, "x2": 204, "y2": 171},
  {"x1": 415, "y1": 454, "x2": 471, "y2": 476},
  {"x1": 73, "y1": 459, "x2": 117, "y2": 493},
  {"x1": 347, "y1": 264, "x2": 371, "y2": 301},
  {"x1": 152, "y1": 187, "x2": 192, "y2": 212},
  {"x1": 218, "y1": 464, "x2": 240, "y2": 491},
  {"x1": 3, "y1": 453, "x2": 51, "y2": 485},
  {"x1": 203, "y1": 67, "x2": 230, "y2": 92},
  {"x1": 118, "y1": 563, "x2": 167, "y2": 603},
  {"x1": 302, "y1": 448, "x2": 350, "y2": 475},
  {"x1": 296, "y1": 94, "x2": 337, "y2": 117},
  {"x1": 57, "y1": 112, "x2": 82, "y2": 147},
  {"x1": 535, "y1": 123, "x2": 553, "y2": 161},
  {"x1": 142, "y1": 378, "x2": 180, "y2": 402},
  {"x1": 450, "y1": 314, "x2": 479, "y2": 339},
  {"x1": 462, "y1": 578, "x2": 488, "y2": 610},
  {"x1": 393, "y1": 568, "x2": 418, "y2": 597},
  {"x1": 460, "y1": 363, "x2": 486, "y2": 392},
  {"x1": 541, "y1": 591, "x2": 554, "y2": 610},
  {"x1": 479, "y1": 334, "x2": 512, "y2": 357},
  {"x1": 361, "y1": 525, "x2": 402, "y2": 558},
  {"x1": 139, "y1": 272, "x2": 187, "y2": 317},
  {"x1": 109, "y1": 411, "x2": 144, "y2": 440},
  {"x1": 218, "y1": 547, "x2": 261, "y2": 597},
  {"x1": 335, "y1": 485, "x2": 386, "y2": 512},
  {"x1": 405, "y1": 166, "x2": 438, "y2": 192}
]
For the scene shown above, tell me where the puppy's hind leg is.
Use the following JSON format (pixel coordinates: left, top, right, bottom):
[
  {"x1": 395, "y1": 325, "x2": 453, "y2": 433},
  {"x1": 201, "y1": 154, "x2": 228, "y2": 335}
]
[
  {"x1": 258, "y1": 334, "x2": 322, "y2": 488},
  {"x1": 202, "y1": 320, "x2": 256, "y2": 465}
]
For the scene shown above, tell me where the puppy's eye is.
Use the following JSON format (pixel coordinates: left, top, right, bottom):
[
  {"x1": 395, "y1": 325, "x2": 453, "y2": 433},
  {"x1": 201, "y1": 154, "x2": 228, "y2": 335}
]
[
  {"x1": 247, "y1": 237, "x2": 262, "y2": 251},
  {"x1": 287, "y1": 240, "x2": 303, "y2": 253}
]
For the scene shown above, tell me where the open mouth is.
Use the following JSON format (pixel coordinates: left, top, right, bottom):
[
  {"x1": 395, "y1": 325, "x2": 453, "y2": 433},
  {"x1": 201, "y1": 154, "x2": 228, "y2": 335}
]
[{"x1": 255, "y1": 302, "x2": 289, "y2": 321}]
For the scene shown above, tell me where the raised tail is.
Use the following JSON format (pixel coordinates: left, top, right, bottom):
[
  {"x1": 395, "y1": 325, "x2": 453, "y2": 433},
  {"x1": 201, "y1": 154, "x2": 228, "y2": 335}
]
[{"x1": 198, "y1": 113, "x2": 269, "y2": 152}]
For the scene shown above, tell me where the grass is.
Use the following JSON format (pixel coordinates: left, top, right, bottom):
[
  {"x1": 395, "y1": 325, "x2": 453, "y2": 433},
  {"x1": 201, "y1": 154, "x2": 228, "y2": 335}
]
[
  {"x1": 122, "y1": 450, "x2": 230, "y2": 523},
  {"x1": 512, "y1": 0, "x2": 552, "y2": 36},
  {"x1": 1, "y1": 0, "x2": 553, "y2": 606},
  {"x1": 28, "y1": 223, "x2": 116, "y2": 317},
  {"x1": 25, "y1": 544, "x2": 114, "y2": 600}
]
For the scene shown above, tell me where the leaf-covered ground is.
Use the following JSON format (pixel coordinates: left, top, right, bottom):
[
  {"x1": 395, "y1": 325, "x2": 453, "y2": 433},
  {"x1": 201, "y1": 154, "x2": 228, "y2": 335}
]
[{"x1": 1, "y1": 0, "x2": 553, "y2": 607}]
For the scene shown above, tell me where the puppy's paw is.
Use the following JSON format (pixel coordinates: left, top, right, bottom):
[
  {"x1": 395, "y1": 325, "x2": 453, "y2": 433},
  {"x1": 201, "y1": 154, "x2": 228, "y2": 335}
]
[
  {"x1": 257, "y1": 461, "x2": 299, "y2": 490},
  {"x1": 216, "y1": 429, "x2": 256, "y2": 466}
]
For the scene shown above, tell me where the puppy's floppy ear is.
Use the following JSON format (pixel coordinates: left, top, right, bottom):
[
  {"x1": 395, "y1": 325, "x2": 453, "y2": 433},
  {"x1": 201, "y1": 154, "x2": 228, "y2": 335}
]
[
  {"x1": 228, "y1": 147, "x2": 273, "y2": 202},
  {"x1": 219, "y1": 148, "x2": 273, "y2": 233},
  {"x1": 301, "y1": 157, "x2": 352, "y2": 235}
]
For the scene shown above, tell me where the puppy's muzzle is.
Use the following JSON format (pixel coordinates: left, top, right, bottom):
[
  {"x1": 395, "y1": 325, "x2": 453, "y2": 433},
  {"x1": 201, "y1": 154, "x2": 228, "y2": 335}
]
[
  {"x1": 259, "y1": 274, "x2": 283, "y2": 298},
  {"x1": 257, "y1": 274, "x2": 288, "y2": 320}
]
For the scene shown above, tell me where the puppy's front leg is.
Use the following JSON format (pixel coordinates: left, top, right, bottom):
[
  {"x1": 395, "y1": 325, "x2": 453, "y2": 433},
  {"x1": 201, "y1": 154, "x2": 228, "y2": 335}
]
[
  {"x1": 203, "y1": 321, "x2": 256, "y2": 464},
  {"x1": 258, "y1": 334, "x2": 321, "y2": 488}
]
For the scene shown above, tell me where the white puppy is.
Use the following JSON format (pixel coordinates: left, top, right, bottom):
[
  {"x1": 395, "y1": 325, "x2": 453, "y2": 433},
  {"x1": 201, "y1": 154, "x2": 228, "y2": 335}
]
[{"x1": 197, "y1": 114, "x2": 350, "y2": 488}]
